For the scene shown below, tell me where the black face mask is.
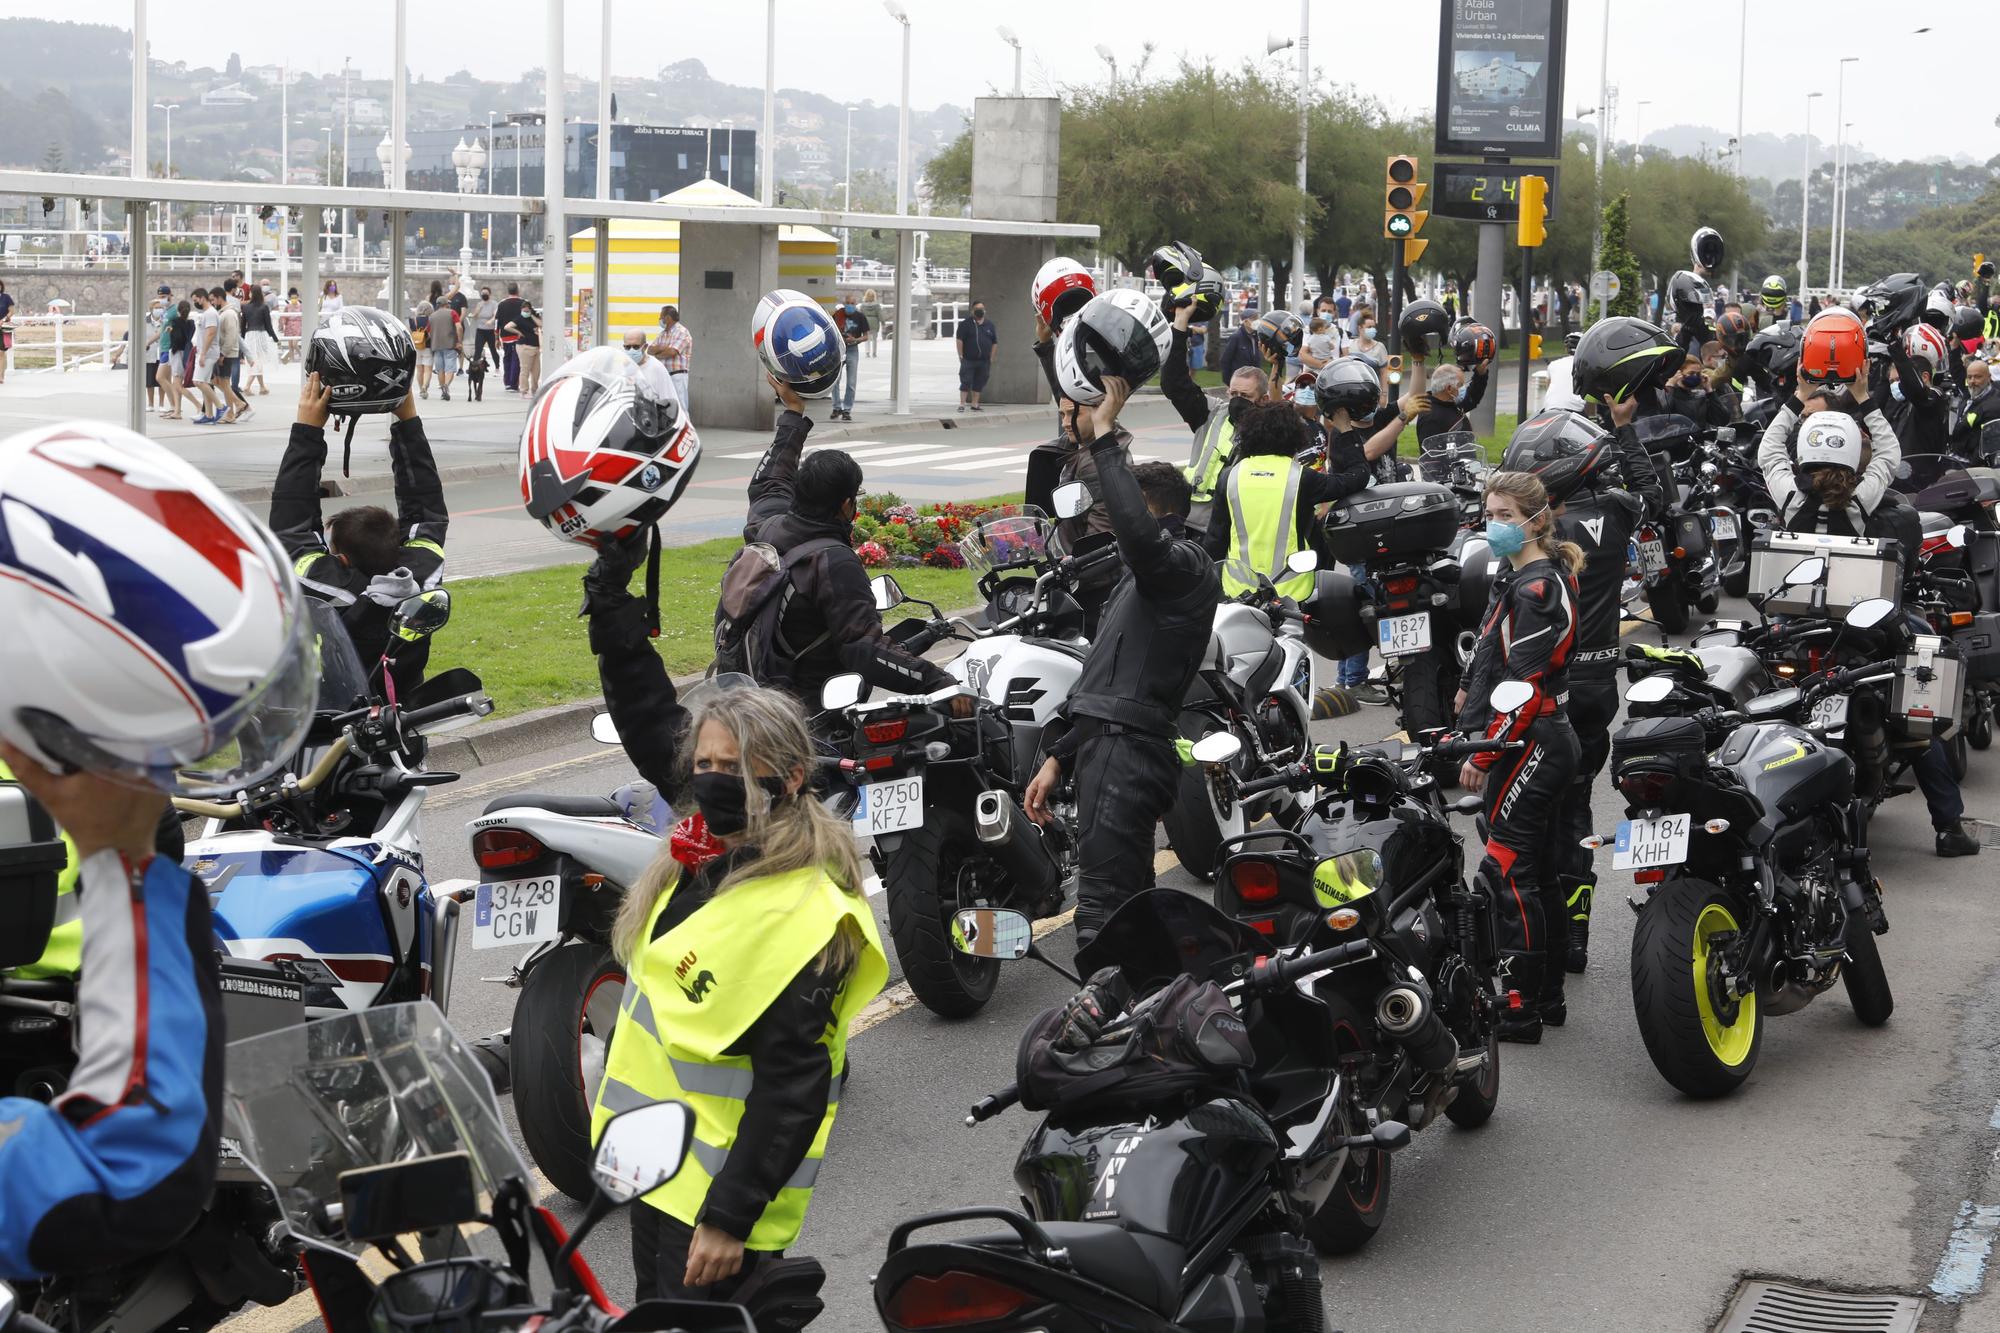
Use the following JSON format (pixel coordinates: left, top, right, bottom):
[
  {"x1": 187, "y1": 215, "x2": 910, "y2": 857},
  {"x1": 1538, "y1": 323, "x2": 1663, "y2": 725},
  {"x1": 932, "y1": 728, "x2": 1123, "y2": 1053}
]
[
  {"x1": 1226, "y1": 395, "x2": 1252, "y2": 425},
  {"x1": 692, "y1": 771, "x2": 790, "y2": 837}
]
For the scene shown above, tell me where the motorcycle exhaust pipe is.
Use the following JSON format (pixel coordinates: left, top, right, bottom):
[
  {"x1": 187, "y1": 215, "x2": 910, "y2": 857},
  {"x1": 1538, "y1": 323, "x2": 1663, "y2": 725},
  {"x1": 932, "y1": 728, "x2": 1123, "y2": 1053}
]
[
  {"x1": 973, "y1": 790, "x2": 1060, "y2": 906},
  {"x1": 1376, "y1": 980, "x2": 1458, "y2": 1077}
]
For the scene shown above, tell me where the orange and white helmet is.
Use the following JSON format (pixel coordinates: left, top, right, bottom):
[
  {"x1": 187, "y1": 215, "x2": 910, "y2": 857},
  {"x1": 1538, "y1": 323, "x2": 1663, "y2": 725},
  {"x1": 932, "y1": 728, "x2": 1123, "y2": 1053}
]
[
  {"x1": 519, "y1": 347, "x2": 702, "y2": 549},
  {"x1": 1031, "y1": 257, "x2": 1097, "y2": 331}
]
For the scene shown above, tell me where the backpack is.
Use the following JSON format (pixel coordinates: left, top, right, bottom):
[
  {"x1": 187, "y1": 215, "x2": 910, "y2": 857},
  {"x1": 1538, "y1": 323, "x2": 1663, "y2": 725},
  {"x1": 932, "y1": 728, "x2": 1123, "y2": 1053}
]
[
  {"x1": 1015, "y1": 973, "x2": 1253, "y2": 1114},
  {"x1": 711, "y1": 537, "x2": 847, "y2": 686}
]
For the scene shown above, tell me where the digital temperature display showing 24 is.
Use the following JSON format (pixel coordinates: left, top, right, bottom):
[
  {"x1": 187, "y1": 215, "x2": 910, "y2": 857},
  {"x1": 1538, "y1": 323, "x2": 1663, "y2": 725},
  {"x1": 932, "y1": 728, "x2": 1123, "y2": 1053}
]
[{"x1": 1430, "y1": 163, "x2": 1560, "y2": 223}]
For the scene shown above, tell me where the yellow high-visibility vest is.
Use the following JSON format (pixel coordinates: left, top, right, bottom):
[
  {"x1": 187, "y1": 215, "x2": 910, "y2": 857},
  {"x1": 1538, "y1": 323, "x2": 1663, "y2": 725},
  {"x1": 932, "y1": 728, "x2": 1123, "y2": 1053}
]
[
  {"x1": 591, "y1": 863, "x2": 887, "y2": 1250},
  {"x1": 1221, "y1": 458, "x2": 1313, "y2": 601}
]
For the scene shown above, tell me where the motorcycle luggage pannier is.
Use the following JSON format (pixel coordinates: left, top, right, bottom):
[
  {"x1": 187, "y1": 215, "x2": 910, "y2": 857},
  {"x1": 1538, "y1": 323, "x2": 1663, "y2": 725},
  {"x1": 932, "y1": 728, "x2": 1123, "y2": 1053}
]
[
  {"x1": 1952, "y1": 612, "x2": 2000, "y2": 683},
  {"x1": 1748, "y1": 531, "x2": 1900, "y2": 615},
  {"x1": 1892, "y1": 634, "x2": 1964, "y2": 739},
  {"x1": 1324, "y1": 482, "x2": 1459, "y2": 564}
]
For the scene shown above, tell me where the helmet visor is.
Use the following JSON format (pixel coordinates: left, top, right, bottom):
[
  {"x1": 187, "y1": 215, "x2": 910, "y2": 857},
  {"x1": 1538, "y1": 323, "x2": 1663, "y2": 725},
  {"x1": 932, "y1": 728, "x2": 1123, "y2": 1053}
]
[{"x1": 21, "y1": 567, "x2": 321, "y2": 797}]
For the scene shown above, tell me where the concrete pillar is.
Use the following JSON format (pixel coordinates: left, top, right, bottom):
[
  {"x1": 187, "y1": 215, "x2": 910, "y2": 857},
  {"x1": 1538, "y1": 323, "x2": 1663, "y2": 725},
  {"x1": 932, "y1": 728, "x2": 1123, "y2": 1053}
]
[
  {"x1": 591, "y1": 216, "x2": 609, "y2": 350},
  {"x1": 968, "y1": 96, "x2": 1061, "y2": 406},
  {"x1": 126, "y1": 202, "x2": 147, "y2": 435},
  {"x1": 679, "y1": 221, "x2": 779, "y2": 430},
  {"x1": 1471, "y1": 221, "x2": 1504, "y2": 438}
]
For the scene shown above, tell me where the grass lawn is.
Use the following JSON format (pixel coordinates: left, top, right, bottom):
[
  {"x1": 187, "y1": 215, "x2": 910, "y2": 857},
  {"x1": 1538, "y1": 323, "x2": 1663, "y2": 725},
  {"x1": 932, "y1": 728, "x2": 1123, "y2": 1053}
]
[{"x1": 429, "y1": 540, "x2": 987, "y2": 718}]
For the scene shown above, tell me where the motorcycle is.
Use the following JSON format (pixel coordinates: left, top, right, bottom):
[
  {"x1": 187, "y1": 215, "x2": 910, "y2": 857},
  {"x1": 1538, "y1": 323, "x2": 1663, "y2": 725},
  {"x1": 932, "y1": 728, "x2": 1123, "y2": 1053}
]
[
  {"x1": 1630, "y1": 415, "x2": 1720, "y2": 633},
  {"x1": 206, "y1": 999, "x2": 761, "y2": 1333},
  {"x1": 878, "y1": 888, "x2": 1415, "y2": 1333},
  {"x1": 1194, "y1": 713, "x2": 1528, "y2": 1249},
  {"x1": 1684, "y1": 424, "x2": 1774, "y2": 599},
  {"x1": 1163, "y1": 550, "x2": 1319, "y2": 883},
  {"x1": 1600, "y1": 596, "x2": 1898, "y2": 1098},
  {"x1": 1893, "y1": 455, "x2": 2000, "y2": 752}
]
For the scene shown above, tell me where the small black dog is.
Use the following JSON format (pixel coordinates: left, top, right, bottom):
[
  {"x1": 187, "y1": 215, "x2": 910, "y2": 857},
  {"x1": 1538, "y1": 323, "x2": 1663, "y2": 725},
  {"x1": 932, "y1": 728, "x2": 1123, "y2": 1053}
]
[{"x1": 465, "y1": 353, "x2": 488, "y2": 402}]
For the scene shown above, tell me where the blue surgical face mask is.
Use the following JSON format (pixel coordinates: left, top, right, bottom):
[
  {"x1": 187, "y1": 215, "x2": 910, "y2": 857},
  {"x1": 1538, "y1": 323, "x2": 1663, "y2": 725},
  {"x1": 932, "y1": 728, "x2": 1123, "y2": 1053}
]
[
  {"x1": 1484, "y1": 505, "x2": 1547, "y2": 558},
  {"x1": 626, "y1": 346, "x2": 645, "y2": 364},
  {"x1": 1890, "y1": 380, "x2": 1906, "y2": 402}
]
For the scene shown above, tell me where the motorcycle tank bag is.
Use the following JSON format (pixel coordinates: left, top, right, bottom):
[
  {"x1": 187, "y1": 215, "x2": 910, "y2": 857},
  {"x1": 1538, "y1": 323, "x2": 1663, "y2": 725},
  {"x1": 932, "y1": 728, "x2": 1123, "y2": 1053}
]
[
  {"x1": 0, "y1": 784, "x2": 65, "y2": 969},
  {"x1": 1609, "y1": 715, "x2": 1709, "y2": 786},
  {"x1": 1324, "y1": 482, "x2": 1459, "y2": 564},
  {"x1": 1015, "y1": 973, "x2": 1253, "y2": 1114},
  {"x1": 1298, "y1": 569, "x2": 1371, "y2": 660}
]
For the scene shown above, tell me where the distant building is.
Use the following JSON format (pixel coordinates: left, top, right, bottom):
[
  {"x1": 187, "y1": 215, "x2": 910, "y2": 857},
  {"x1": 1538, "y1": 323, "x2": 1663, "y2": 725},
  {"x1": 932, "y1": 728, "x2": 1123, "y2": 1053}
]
[
  {"x1": 201, "y1": 83, "x2": 258, "y2": 107},
  {"x1": 350, "y1": 97, "x2": 387, "y2": 128},
  {"x1": 1456, "y1": 58, "x2": 1534, "y2": 98},
  {"x1": 403, "y1": 118, "x2": 759, "y2": 201}
]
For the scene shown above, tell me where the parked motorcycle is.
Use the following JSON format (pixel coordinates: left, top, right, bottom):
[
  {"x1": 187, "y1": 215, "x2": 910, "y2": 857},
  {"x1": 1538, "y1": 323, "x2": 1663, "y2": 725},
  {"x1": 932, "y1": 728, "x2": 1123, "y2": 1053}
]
[
  {"x1": 877, "y1": 889, "x2": 1415, "y2": 1333},
  {"x1": 1601, "y1": 596, "x2": 1898, "y2": 1098},
  {"x1": 1684, "y1": 424, "x2": 1774, "y2": 599},
  {"x1": 1630, "y1": 415, "x2": 1720, "y2": 632}
]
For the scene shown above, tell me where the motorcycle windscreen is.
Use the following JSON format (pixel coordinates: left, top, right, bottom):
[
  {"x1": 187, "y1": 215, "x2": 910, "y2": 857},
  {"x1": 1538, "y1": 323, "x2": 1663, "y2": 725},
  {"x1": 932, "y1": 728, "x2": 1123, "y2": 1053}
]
[
  {"x1": 222, "y1": 999, "x2": 533, "y2": 1258},
  {"x1": 1075, "y1": 887, "x2": 1269, "y2": 994},
  {"x1": 309, "y1": 598, "x2": 374, "y2": 714}
]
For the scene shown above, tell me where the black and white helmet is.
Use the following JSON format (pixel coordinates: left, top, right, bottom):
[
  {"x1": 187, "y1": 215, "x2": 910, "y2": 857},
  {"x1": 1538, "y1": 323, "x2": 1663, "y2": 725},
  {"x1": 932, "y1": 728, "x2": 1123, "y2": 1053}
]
[
  {"x1": 1691, "y1": 226, "x2": 1725, "y2": 272},
  {"x1": 1315, "y1": 357, "x2": 1381, "y2": 414},
  {"x1": 305, "y1": 306, "x2": 416, "y2": 414},
  {"x1": 1053, "y1": 289, "x2": 1172, "y2": 405}
]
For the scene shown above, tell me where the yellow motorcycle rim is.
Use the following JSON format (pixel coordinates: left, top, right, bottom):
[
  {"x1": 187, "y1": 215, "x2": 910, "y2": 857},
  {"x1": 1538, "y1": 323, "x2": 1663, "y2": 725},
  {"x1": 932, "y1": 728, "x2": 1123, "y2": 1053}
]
[{"x1": 1691, "y1": 901, "x2": 1756, "y2": 1066}]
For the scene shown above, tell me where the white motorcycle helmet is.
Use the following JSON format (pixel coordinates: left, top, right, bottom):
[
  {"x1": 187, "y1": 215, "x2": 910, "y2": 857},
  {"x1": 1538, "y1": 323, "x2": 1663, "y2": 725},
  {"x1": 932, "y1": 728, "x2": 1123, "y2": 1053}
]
[
  {"x1": 1797, "y1": 413, "x2": 1864, "y2": 473},
  {"x1": 1053, "y1": 289, "x2": 1172, "y2": 406},
  {"x1": 1031, "y1": 257, "x2": 1097, "y2": 332},
  {"x1": 0, "y1": 422, "x2": 319, "y2": 795},
  {"x1": 519, "y1": 345, "x2": 703, "y2": 548},
  {"x1": 1904, "y1": 322, "x2": 1949, "y2": 375}
]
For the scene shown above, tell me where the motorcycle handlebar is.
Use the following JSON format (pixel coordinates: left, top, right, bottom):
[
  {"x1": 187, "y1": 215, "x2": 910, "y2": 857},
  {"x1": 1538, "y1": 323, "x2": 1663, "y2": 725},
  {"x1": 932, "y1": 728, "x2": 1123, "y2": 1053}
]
[
  {"x1": 966, "y1": 1084, "x2": 1020, "y2": 1126},
  {"x1": 401, "y1": 691, "x2": 496, "y2": 734},
  {"x1": 1828, "y1": 658, "x2": 1899, "y2": 691},
  {"x1": 1249, "y1": 939, "x2": 1374, "y2": 991},
  {"x1": 171, "y1": 734, "x2": 353, "y2": 820},
  {"x1": 1430, "y1": 737, "x2": 1517, "y2": 761}
]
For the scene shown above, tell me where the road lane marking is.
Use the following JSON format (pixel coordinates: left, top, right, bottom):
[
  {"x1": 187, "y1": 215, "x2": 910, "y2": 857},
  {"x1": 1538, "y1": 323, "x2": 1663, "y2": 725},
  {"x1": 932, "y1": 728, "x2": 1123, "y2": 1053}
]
[{"x1": 1933, "y1": 1202, "x2": 2000, "y2": 1303}]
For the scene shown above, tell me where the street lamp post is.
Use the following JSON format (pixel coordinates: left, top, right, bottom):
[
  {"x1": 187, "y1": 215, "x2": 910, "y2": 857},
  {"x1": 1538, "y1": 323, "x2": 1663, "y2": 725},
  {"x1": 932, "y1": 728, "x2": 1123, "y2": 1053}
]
[
  {"x1": 376, "y1": 132, "x2": 408, "y2": 269},
  {"x1": 153, "y1": 102, "x2": 178, "y2": 236},
  {"x1": 1592, "y1": 1, "x2": 1609, "y2": 321},
  {"x1": 1634, "y1": 99, "x2": 1651, "y2": 164},
  {"x1": 486, "y1": 112, "x2": 495, "y2": 265},
  {"x1": 884, "y1": 0, "x2": 913, "y2": 416},
  {"x1": 842, "y1": 105, "x2": 855, "y2": 274},
  {"x1": 1831, "y1": 57, "x2": 1858, "y2": 293},
  {"x1": 341, "y1": 56, "x2": 352, "y2": 263},
  {"x1": 997, "y1": 26, "x2": 1023, "y2": 96},
  {"x1": 1836, "y1": 120, "x2": 1855, "y2": 289},
  {"x1": 885, "y1": 2, "x2": 911, "y2": 214},
  {"x1": 1094, "y1": 43, "x2": 1118, "y2": 85},
  {"x1": 1799, "y1": 91, "x2": 1823, "y2": 300},
  {"x1": 453, "y1": 136, "x2": 487, "y2": 293}
]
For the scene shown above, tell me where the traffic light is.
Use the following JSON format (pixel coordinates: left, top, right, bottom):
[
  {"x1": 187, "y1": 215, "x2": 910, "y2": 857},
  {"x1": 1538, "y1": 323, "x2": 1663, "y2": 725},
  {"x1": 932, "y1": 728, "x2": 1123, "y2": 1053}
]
[
  {"x1": 1384, "y1": 155, "x2": 1427, "y2": 243},
  {"x1": 1528, "y1": 334, "x2": 1544, "y2": 360},
  {"x1": 1517, "y1": 174, "x2": 1549, "y2": 248}
]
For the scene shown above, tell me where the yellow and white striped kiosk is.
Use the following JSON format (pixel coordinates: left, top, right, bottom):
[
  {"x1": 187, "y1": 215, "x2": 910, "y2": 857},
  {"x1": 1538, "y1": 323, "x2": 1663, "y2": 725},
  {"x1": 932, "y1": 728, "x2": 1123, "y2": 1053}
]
[{"x1": 570, "y1": 179, "x2": 840, "y2": 341}]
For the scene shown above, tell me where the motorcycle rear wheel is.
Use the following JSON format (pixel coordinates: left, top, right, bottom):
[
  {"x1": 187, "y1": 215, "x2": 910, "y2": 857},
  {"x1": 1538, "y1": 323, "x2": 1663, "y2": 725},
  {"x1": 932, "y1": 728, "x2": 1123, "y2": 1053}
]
[
  {"x1": 1163, "y1": 710, "x2": 1248, "y2": 883},
  {"x1": 1840, "y1": 907, "x2": 1894, "y2": 1027},
  {"x1": 511, "y1": 941, "x2": 626, "y2": 1202},
  {"x1": 1645, "y1": 577, "x2": 1691, "y2": 635},
  {"x1": 1443, "y1": 1029, "x2": 1500, "y2": 1128},
  {"x1": 1630, "y1": 879, "x2": 1761, "y2": 1098},
  {"x1": 1303, "y1": 995, "x2": 1394, "y2": 1254},
  {"x1": 1947, "y1": 730, "x2": 1970, "y2": 782},
  {"x1": 1969, "y1": 697, "x2": 1994, "y2": 750},
  {"x1": 883, "y1": 813, "x2": 1001, "y2": 1019}
]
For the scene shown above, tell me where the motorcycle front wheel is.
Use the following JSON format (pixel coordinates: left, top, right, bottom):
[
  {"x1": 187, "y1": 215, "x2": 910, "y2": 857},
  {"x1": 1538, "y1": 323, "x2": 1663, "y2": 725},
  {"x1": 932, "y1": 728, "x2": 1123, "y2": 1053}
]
[
  {"x1": 1303, "y1": 995, "x2": 1395, "y2": 1254},
  {"x1": 1163, "y1": 710, "x2": 1248, "y2": 883},
  {"x1": 1840, "y1": 907, "x2": 1894, "y2": 1027},
  {"x1": 1645, "y1": 576, "x2": 1691, "y2": 635},
  {"x1": 512, "y1": 941, "x2": 627, "y2": 1202},
  {"x1": 1630, "y1": 879, "x2": 1761, "y2": 1098},
  {"x1": 882, "y1": 813, "x2": 1001, "y2": 1018}
]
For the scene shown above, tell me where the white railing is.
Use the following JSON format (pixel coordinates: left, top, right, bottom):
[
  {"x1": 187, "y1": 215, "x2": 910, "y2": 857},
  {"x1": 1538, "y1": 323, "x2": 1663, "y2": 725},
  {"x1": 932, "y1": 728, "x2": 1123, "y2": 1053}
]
[
  {"x1": 3, "y1": 312, "x2": 130, "y2": 373},
  {"x1": 0, "y1": 251, "x2": 547, "y2": 275}
]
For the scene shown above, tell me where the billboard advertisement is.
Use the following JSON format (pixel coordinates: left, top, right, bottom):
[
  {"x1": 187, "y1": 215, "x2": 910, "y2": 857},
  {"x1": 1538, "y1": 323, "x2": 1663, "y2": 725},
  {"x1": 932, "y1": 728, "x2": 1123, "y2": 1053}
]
[{"x1": 1434, "y1": 0, "x2": 1568, "y2": 160}]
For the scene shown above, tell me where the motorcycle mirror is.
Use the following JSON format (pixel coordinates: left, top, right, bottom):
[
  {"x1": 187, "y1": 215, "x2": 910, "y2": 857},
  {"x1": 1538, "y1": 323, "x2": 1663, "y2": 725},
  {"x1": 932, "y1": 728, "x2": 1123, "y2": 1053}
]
[
  {"x1": 590, "y1": 712, "x2": 621, "y2": 746},
  {"x1": 1190, "y1": 732, "x2": 1243, "y2": 765},
  {"x1": 0, "y1": 1280, "x2": 16, "y2": 1329},
  {"x1": 1947, "y1": 523, "x2": 1970, "y2": 550},
  {"x1": 1488, "y1": 680, "x2": 1534, "y2": 713},
  {"x1": 1051, "y1": 482, "x2": 1092, "y2": 520},
  {"x1": 1373, "y1": 1120, "x2": 1412, "y2": 1151},
  {"x1": 1284, "y1": 548, "x2": 1320, "y2": 576},
  {"x1": 1782, "y1": 556, "x2": 1827, "y2": 587},
  {"x1": 951, "y1": 907, "x2": 1033, "y2": 960},
  {"x1": 592, "y1": 1101, "x2": 694, "y2": 1205},
  {"x1": 870, "y1": 573, "x2": 907, "y2": 612},
  {"x1": 1626, "y1": 676, "x2": 1675, "y2": 704},
  {"x1": 388, "y1": 587, "x2": 453, "y2": 642},
  {"x1": 1845, "y1": 598, "x2": 1895, "y2": 630},
  {"x1": 821, "y1": 674, "x2": 867, "y2": 711},
  {"x1": 1746, "y1": 686, "x2": 1802, "y2": 716},
  {"x1": 1450, "y1": 794, "x2": 1483, "y2": 815}
]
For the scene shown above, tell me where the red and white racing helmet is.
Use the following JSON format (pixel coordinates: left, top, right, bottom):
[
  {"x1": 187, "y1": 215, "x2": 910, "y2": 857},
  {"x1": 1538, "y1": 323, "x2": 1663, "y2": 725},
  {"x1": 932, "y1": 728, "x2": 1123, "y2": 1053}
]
[
  {"x1": 1031, "y1": 257, "x2": 1097, "y2": 331},
  {"x1": 0, "y1": 422, "x2": 319, "y2": 794},
  {"x1": 1904, "y1": 322, "x2": 1949, "y2": 374},
  {"x1": 520, "y1": 346, "x2": 702, "y2": 548}
]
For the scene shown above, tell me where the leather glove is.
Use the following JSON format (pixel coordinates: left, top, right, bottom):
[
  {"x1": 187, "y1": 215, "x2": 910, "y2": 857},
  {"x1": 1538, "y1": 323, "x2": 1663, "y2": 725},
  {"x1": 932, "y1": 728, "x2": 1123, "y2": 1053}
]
[
  {"x1": 1053, "y1": 966, "x2": 1133, "y2": 1052},
  {"x1": 581, "y1": 529, "x2": 650, "y2": 610}
]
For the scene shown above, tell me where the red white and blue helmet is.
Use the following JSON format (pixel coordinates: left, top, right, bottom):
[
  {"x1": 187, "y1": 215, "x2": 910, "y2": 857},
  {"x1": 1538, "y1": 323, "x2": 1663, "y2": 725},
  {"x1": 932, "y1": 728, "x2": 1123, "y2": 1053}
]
[
  {"x1": 751, "y1": 288, "x2": 843, "y2": 397},
  {"x1": 520, "y1": 346, "x2": 702, "y2": 548},
  {"x1": 0, "y1": 422, "x2": 319, "y2": 794}
]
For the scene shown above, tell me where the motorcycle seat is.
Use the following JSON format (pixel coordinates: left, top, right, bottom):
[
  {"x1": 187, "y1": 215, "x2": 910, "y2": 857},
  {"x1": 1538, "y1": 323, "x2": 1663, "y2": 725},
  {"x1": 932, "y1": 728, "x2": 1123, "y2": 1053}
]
[
  {"x1": 482, "y1": 792, "x2": 624, "y2": 818},
  {"x1": 1921, "y1": 510, "x2": 1954, "y2": 537},
  {"x1": 964, "y1": 1223, "x2": 1184, "y2": 1315}
]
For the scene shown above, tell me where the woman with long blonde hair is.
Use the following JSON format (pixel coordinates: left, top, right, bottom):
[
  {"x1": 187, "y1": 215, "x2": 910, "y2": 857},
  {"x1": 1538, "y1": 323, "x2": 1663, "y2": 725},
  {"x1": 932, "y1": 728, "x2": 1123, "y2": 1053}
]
[
  {"x1": 594, "y1": 684, "x2": 887, "y2": 1303},
  {"x1": 1453, "y1": 469, "x2": 1583, "y2": 1042}
]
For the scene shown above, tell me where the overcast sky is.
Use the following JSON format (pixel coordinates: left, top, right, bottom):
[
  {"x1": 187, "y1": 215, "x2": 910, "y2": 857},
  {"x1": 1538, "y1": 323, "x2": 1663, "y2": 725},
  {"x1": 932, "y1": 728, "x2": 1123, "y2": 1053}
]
[{"x1": 11, "y1": 1, "x2": 1991, "y2": 166}]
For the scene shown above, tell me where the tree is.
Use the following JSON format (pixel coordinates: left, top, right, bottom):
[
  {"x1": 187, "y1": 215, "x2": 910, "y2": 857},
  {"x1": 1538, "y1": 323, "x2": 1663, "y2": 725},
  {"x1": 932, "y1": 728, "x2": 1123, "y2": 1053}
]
[
  {"x1": 1600, "y1": 192, "x2": 1641, "y2": 319},
  {"x1": 226, "y1": 52, "x2": 242, "y2": 80},
  {"x1": 41, "y1": 139, "x2": 63, "y2": 173},
  {"x1": 922, "y1": 124, "x2": 972, "y2": 211}
]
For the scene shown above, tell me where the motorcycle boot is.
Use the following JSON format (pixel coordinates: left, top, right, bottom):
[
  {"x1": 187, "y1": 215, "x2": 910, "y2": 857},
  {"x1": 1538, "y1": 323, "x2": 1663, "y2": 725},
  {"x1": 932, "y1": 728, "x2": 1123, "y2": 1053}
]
[
  {"x1": 1496, "y1": 952, "x2": 1546, "y2": 1044},
  {"x1": 1537, "y1": 881, "x2": 1569, "y2": 1026},
  {"x1": 1561, "y1": 873, "x2": 1594, "y2": 974}
]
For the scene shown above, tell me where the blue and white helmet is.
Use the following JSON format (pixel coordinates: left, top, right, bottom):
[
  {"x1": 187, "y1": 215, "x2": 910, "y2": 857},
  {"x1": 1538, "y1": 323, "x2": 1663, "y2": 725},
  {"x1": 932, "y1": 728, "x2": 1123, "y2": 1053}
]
[
  {"x1": 0, "y1": 422, "x2": 319, "y2": 794},
  {"x1": 752, "y1": 289, "x2": 843, "y2": 397}
]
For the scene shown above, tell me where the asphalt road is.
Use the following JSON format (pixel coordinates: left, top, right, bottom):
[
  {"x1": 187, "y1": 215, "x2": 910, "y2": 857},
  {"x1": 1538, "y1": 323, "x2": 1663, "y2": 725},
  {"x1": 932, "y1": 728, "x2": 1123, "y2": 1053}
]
[{"x1": 221, "y1": 592, "x2": 2000, "y2": 1333}]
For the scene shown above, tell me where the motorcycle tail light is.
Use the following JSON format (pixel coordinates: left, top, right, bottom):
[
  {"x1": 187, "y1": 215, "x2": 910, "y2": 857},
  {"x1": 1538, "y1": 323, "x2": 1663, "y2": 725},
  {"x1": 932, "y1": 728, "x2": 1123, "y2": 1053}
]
[
  {"x1": 863, "y1": 717, "x2": 909, "y2": 744},
  {"x1": 1616, "y1": 769, "x2": 1674, "y2": 808},
  {"x1": 1246, "y1": 915, "x2": 1278, "y2": 936},
  {"x1": 863, "y1": 754, "x2": 896, "y2": 772},
  {"x1": 1382, "y1": 575, "x2": 1420, "y2": 596},
  {"x1": 1230, "y1": 859, "x2": 1282, "y2": 902},
  {"x1": 1633, "y1": 869, "x2": 1667, "y2": 884},
  {"x1": 885, "y1": 1271, "x2": 1032, "y2": 1328},
  {"x1": 473, "y1": 828, "x2": 546, "y2": 871}
]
